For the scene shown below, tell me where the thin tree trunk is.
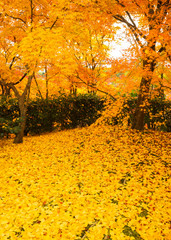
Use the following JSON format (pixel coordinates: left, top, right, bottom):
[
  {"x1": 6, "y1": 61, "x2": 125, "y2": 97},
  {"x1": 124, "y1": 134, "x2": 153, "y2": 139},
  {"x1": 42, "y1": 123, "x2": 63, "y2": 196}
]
[
  {"x1": 45, "y1": 64, "x2": 48, "y2": 100},
  {"x1": 34, "y1": 74, "x2": 43, "y2": 99}
]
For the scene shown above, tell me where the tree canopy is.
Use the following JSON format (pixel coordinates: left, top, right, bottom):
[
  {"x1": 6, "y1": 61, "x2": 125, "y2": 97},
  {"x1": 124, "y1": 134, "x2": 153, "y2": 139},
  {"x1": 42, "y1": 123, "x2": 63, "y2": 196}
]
[{"x1": 0, "y1": 0, "x2": 171, "y2": 142}]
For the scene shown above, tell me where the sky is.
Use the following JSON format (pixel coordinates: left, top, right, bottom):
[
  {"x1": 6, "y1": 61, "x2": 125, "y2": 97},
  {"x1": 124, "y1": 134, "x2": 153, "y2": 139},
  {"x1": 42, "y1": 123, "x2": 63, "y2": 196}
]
[{"x1": 109, "y1": 23, "x2": 135, "y2": 59}]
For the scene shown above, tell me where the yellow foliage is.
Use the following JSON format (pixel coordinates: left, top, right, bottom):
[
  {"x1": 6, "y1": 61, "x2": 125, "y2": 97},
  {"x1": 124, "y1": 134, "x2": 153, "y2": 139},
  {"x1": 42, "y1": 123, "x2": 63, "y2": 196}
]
[{"x1": 0, "y1": 125, "x2": 170, "y2": 239}]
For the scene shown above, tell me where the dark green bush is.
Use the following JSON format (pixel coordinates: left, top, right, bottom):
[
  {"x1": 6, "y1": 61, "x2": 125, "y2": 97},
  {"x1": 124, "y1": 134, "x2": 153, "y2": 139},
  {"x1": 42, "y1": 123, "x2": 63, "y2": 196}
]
[
  {"x1": 25, "y1": 99, "x2": 55, "y2": 134},
  {"x1": 0, "y1": 96, "x2": 21, "y2": 138},
  {"x1": 123, "y1": 98, "x2": 171, "y2": 131},
  {"x1": 0, "y1": 94, "x2": 171, "y2": 138},
  {"x1": 25, "y1": 94, "x2": 105, "y2": 134}
]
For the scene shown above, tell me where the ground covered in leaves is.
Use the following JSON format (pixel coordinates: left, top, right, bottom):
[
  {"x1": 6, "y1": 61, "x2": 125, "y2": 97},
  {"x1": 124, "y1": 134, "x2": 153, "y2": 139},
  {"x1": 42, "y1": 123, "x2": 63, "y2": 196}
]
[{"x1": 0, "y1": 125, "x2": 170, "y2": 239}]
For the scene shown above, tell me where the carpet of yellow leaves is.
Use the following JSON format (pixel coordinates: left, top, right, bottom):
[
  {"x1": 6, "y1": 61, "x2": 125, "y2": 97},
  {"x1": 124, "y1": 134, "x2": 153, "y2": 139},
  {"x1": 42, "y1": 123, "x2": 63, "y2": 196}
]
[{"x1": 0, "y1": 125, "x2": 170, "y2": 239}]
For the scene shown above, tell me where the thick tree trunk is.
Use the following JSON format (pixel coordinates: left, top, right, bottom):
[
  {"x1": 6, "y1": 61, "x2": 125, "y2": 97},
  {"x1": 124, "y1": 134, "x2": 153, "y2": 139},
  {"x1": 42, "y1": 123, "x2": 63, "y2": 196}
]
[
  {"x1": 10, "y1": 75, "x2": 33, "y2": 143},
  {"x1": 132, "y1": 78, "x2": 150, "y2": 130},
  {"x1": 132, "y1": 58, "x2": 156, "y2": 130}
]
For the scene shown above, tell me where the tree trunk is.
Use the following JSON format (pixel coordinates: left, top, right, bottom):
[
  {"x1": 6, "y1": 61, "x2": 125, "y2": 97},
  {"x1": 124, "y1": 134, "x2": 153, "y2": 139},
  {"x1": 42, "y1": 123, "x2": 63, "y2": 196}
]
[
  {"x1": 13, "y1": 99, "x2": 27, "y2": 143},
  {"x1": 11, "y1": 75, "x2": 33, "y2": 143},
  {"x1": 132, "y1": 58, "x2": 156, "y2": 130},
  {"x1": 45, "y1": 64, "x2": 48, "y2": 100},
  {"x1": 0, "y1": 83, "x2": 11, "y2": 96}
]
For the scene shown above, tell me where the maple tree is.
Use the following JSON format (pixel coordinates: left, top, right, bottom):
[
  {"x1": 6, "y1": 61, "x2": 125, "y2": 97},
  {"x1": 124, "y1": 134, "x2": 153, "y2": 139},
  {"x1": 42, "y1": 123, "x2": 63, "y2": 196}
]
[
  {"x1": 91, "y1": 0, "x2": 171, "y2": 129},
  {"x1": 0, "y1": 0, "x2": 78, "y2": 142}
]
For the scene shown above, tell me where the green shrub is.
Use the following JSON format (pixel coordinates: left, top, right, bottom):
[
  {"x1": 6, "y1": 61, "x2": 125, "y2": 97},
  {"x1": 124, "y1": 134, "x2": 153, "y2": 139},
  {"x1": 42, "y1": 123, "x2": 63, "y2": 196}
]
[
  {"x1": 25, "y1": 94, "x2": 105, "y2": 134},
  {"x1": 0, "y1": 94, "x2": 170, "y2": 138},
  {"x1": 0, "y1": 96, "x2": 21, "y2": 138},
  {"x1": 124, "y1": 98, "x2": 171, "y2": 131}
]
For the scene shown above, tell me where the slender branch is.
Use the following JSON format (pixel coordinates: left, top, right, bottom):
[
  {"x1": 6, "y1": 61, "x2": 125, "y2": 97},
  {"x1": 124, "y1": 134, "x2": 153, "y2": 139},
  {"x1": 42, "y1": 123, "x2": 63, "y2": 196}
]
[
  {"x1": 163, "y1": 85, "x2": 171, "y2": 90},
  {"x1": 30, "y1": 0, "x2": 34, "y2": 25},
  {"x1": 126, "y1": 11, "x2": 136, "y2": 27},
  {"x1": 76, "y1": 73, "x2": 116, "y2": 100},
  {"x1": 50, "y1": 17, "x2": 59, "y2": 30},
  {"x1": 115, "y1": 0, "x2": 125, "y2": 8},
  {"x1": 9, "y1": 57, "x2": 16, "y2": 70},
  {"x1": 33, "y1": 73, "x2": 43, "y2": 99},
  {"x1": 113, "y1": 14, "x2": 146, "y2": 47},
  {"x1": 158, "y1": 45, "x2": 171, "y2": 61},
  {"x1": 5, "y1": 13, "x2": 26, "y2": 25},
  {"x1": 13, "y1": 72, "x2": 28, "y2": 85},
  {"x1": 113, "y1": 2, "x2": 147, "y2": 41}
]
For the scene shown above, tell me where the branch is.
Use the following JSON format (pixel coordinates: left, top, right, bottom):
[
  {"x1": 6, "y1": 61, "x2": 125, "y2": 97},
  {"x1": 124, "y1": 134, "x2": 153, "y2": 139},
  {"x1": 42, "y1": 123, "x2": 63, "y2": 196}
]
[
  {"x1": 158, "y1": 45, "x2": 171, "y2": 61},
  {"x1": 33, "y1": 73, "x2": 43, "y2": 99},
  {"x1": 22, "y1": 74, "x2": 33, "y2": 99},
  {"x1": 5, "y1": 13, "x2": 26, "y2": 25},
  {"x1": 132, "y1": 0, "x2": 147, "y2": 16},
  {"x1": 30, "y1": 0, "x2": 34, "y2": 25},
  {"x1": 160, "y1": 85, "x2": 171, "y2": 91},
  {"x1": 126, "y1": 11, "x2": 136, "y2": 27},
  {"x1": 158, "y1": 46, "x2": 166, "y2": 53},
  {"x1": 115, "y1": 0, "x2": 125, "y2": 8},
  {"x1": 50, "y1": 17, "x2": 59, "y2": 30},
  {"x1": 13, "y1": 72, "x2": 28, "y2": 85},
  {"x1": 114, "y1": 16, "x2": 144, "y2": 48},
  {"x1": 8, "y1": 83, "x2": 20, "y2": 99},
  {"x1": 9, "y1": 57, "x2": 16, "y2": 70},
  {"x1": 113, "y1": 14, "x2": 146, "y2": 46},
  {"x1": 76, "y1": 73, "x2": 116, "y2": 101}
]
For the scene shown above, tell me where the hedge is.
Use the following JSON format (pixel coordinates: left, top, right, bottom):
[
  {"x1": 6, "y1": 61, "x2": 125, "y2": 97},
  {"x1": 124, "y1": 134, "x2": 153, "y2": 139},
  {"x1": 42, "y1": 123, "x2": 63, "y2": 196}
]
[
  {"x1": 0, "y1": 94, "x2": 171, "y2": 138},
  {"x1": 0, "y1": 94, "x2": 105, "y2": 137}
]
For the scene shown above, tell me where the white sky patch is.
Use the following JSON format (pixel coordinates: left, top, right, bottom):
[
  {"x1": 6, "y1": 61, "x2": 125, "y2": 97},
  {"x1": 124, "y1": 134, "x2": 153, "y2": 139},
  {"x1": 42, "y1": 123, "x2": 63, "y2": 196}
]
[
  {"x1": 109, "y1": 25, "x2": 131, "y2": 59},
  {"x1": 109, "y1": 19, "x2": 141, "y2": 59}
]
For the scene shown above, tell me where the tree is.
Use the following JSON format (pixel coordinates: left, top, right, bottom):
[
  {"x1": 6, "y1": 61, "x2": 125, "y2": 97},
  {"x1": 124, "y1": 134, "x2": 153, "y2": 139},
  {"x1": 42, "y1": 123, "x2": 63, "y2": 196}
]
[
  {"x1": 0, "y1": 0, "x2": 62, "y2": 142},
  {"x1": 62, "y1": 3, "x2": 116, "y2": 96},
  {"x1": 91, "y1": 0, "x2": 171, "y2": 130},
  {"x1": 1, "y1": 0, "x2": 170, "y2": 141},
  {"x1": 0, "y1": 0, "x2": 78, "y2": 142}
]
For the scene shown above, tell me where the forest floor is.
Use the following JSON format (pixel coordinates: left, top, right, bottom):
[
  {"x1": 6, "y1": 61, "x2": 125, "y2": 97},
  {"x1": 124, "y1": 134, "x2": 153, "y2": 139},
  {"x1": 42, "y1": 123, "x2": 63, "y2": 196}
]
[{"x1": 0, "y1": 124, "x2": 171, "y2": 239}]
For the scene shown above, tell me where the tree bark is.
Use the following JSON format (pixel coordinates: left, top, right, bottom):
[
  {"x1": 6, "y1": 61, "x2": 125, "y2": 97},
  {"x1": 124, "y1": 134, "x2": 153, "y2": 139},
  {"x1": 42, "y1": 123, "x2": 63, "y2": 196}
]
[
  {"x1": 0, "y1": 83, "x2": 11, "y2": 96},
  {"x1": 45, "y1": 64, "x2": 49, "y2": 100},
  {"x1": 10, "y1": 75, "x2": 33, "y2": 143},
  {"x1": 13, "y1": 98, "x2": 27, "y2": 143},
  {"x1": 132, "y1": 58, "x2": 156, "y2": 130}
]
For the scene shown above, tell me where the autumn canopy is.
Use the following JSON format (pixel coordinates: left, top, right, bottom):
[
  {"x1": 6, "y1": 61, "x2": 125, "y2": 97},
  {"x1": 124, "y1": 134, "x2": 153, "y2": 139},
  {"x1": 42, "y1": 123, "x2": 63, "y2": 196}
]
[{"x1": 0, "y1": 0, "x2": 170, "y2": 142}]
